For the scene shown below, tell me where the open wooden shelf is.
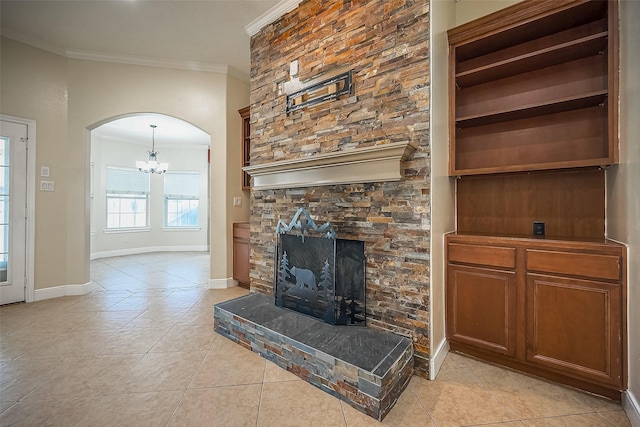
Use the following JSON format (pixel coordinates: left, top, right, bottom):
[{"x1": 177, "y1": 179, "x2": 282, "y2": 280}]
[
  {"x1": 456, "y1": 31, "x2": 607, "y2": 87},
  {"x1": 456, "y1": 90, "x2": 607, "y2": 129}
]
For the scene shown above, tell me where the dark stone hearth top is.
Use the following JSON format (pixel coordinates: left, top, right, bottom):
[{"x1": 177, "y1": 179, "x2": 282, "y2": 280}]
[{"x1": 216, "y1": 292, "x2": 412, "y2": 376}]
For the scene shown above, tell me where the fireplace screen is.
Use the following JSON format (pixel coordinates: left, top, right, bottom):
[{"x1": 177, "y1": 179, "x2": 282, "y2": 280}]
[{"x1": 274, "y1": 210, "x2": 365, "y2": 325}]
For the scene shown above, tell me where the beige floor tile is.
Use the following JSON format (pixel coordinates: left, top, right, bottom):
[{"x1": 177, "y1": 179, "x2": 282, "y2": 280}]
[
  {"x1": 69, "y1": 310, "x2": 144, "y2": 331},
  {"x1": 410, "y1": 369, "x2": 517, "y2": 427},
  {"x1": 444, "y1": 352, "x2": 491, "y2": 369},
  {"x1": 596, "y1": 409, "x2": 632, "y2": 426},
  {"x1": 0, "y1": 332, "x2": 61, "y2": 361},
  {"x1": 569, "y1": 391, "x2": 624, "y2": 412},
  {"x1": 190, "y1": 340, "x2": 266, "y2": 388},
  {"x1": 263, "y1": 360, "x2": 301, "y2": 383},
  {"x1": 257, "y1": 380, "x2": 346, "y2": 427},
  {"x1": 87, "y1": 327, "x2": 169, "y2": 355},
  {"x1": 168, "y1": 385, "x2": 262, "y2": 427},
  {"x1": 0, "y1": 396, "x2": 99, "y2": 427},
  {"x1": 177, "y1": 304, "x2": 215, "y2": 326},
  {"x1": 76, "y1": 390, "x2": 184, "y2": 427},
  {"x1": 13, "y1": 311, "x2": 98, "y2": 333},
  {"x1": 151, "y1": 325, "x2": 216, "y2": 353},
  {"x1": 195, "y1": 288, "x2": 249, "y2": 307},
  {"x1": 63, "y1": 296, "x2": 127, "y2": 312},
  {"x1": 105, "y1": 296, "x2": 165, "y2": 311},
  {"x1": 0, "y1": 401, "x2": 16, "y2": 414},
  {"x1": 471, "y1": 423, "x2": 527, "y2": 427},
  {"x1": 341, "y1": 382, "x2": 435, "y2": 426},
  {"x1": 467, "y1": 364, "x2": 595, "y2": 419},
  {"x1": 522, "y1": 413, "x2": 619, "y2": 426},
  {"x1": 0, "y1": 357, "x2": 70, "y2": 402},
  {"x1": 165, "y1": 289, "x2": 207, "y2": 307},
  {"x1": 123, "y1": 307, "x2": 189, "y2": 328},
  {"x1": 24, "y1": 354, "x2": 142, "y2": 400},
  {"x1": 22, "y1": 330, "x2": 115, "y2": 358},
  {"x1": 119, "y1": 350, "x2": 207, "y2": 393}
]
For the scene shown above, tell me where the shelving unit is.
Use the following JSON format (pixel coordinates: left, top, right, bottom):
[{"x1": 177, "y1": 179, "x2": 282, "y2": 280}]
[
  {"x1": 446, "y1": 0, "x2": 625, "y2": 399},
  {"x1": 449, "y1": 0, "x2": 617, "y2": 176},
  {"x1": 239, "y1": 106, "x2": 251, "y2": 189}
]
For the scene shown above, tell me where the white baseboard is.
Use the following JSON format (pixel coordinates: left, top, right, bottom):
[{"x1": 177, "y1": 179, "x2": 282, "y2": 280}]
[
  {"x1": 624, "y1": 389, "x2": 640, "y2": 427},
  {"x1": 34, "y1": 282, "x2": 93, "y2": 301},
  {"x1": 90, "y1": 246, "x2": 208, "y2": 260},
  {"x1": 208, "y1": 277, "x2": 238, "y2": 289},
  {"x1": 429, "y1": 339, "x2": 449, "y2": 380}
]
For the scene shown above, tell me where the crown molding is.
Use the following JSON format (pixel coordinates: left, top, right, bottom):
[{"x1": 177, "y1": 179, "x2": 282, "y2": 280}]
[
  {"x1": 244, "y1": 0, "x2": 302, "y2": 37},
  {"x1": 66, "y1": 49, "x2": 229, "y2": 74},
  {"x1": 1, "y1": 29, "x2": 67, "y2": 57},
  {"x1": 244, "y1": 141, "x2": 419, "y2": 190},
  {"x1": 2, "y1": 31, "x2": 249, "y2": 82}
]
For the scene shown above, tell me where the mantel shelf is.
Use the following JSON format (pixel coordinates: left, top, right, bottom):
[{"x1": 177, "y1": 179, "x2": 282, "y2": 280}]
[{"x1": 243, "y1": 141, "x2": 418, "y2": 190}]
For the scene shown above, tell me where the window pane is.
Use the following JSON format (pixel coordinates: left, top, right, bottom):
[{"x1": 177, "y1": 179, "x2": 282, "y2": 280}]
[
  {"x1": 106, "y1": 195, "x2": 148, "y2": 229},
  {"x1": 165, "y1": 198, "x2": 199, "y2": 227}
]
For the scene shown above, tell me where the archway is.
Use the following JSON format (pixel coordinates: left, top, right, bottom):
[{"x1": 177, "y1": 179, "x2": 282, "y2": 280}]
[{"x1": 88, "y1": 113, "x2": 211, "y2": 290}]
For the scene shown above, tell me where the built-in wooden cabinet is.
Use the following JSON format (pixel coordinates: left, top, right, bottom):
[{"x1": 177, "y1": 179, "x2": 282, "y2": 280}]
[
  {"x1": 447, "y1": 234, "x2": 626, "y2": 398},
  {"x1": 239, "y1": 106, "x2": 251, "y2": 189},
  {"x1": 446, "y1": 0, "x2": 625, "y2": 399},
  {"x1": 233, "y1": 222, "x2": 250, "y2": 289}
]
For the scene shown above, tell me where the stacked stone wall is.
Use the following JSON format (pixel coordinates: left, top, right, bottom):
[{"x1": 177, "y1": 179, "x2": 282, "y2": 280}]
[{"x1": 249, "y1": 0, "x2": 431, "y2": 375}]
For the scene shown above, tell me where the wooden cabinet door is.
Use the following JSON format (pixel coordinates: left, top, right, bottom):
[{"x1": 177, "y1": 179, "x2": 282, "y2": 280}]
[
  {"x1": 526, "y1": 273, "x2": 622, "y2": 387},
  {"x1": 233, "y1": 238, "x2": 250, "y2": 288},
  {"x1": 447, "y1": 264, "x2": 517, "y2": 356}
]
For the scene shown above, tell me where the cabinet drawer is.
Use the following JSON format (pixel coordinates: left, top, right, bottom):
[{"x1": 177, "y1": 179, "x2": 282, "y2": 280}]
[
  {"x1": 233, "y1": 223, "x2": 250, "y2": 240},
  {"x1": 449, "y1": 243, "x2": 515, "y2": 269},
  {"x1": 526, "y1": 250, "x2": 620, "y2": 281}
]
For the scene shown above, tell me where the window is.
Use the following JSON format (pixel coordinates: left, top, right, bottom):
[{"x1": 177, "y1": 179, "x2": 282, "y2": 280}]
[
  {"x1": 106, "y1": 166, "x2": 149, "y2": 229},
  {"x1": 164, "y1": 171, "x2": 199, "y2": 227},
  {"x1": 0, "y1": 137, "x2": 9, "y2": 281}
]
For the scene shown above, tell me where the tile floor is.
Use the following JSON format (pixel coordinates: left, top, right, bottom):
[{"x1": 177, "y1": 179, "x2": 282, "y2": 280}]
[{"x1": 0, "y1": 252, "x2": 631, "y2": 426}]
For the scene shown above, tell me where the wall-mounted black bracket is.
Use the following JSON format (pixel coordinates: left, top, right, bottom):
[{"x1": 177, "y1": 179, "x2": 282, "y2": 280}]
[{"x1": 286, "y1": 70, "x2": 353, "y2": 115}]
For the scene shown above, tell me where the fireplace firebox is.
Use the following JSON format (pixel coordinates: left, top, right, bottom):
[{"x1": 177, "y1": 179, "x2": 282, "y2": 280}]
[{"x1": 275, "y1": 209, "x2": 366, "y2": 325}]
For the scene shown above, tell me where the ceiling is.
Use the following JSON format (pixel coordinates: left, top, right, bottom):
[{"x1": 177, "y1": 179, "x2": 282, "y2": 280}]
[{"x1": 0, "y1": 0, "x2": 289, "y2": 145}]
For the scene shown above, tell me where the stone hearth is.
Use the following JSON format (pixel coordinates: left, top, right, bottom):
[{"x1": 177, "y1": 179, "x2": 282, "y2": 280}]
[{"x1": 214, "y1": 293, "x2": 413, "y2": 421}]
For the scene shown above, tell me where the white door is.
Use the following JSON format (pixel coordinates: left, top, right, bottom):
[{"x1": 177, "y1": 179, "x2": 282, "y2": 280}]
[{"x1": 0, "y1": 119, "x2": 28, "y2": 304}]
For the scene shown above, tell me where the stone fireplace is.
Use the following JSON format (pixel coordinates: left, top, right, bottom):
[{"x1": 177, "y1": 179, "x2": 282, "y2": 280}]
[{"x1": 247, "y1": 0, "x2": 431, "y2": 376}]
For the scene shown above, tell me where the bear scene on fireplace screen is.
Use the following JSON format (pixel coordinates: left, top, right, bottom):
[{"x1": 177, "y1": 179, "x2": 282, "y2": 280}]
[{"x1": 275, "y1": 233, "x2": 366, "y2": 325}]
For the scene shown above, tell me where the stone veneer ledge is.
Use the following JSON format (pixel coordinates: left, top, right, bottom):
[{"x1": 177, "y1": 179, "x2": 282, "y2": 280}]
[
  {"x1": 214, "y1": 293, "x2": 414, "y2": 421},
  {"x1": 244, "y1": 141, "x2": 418, "y2": 190}
]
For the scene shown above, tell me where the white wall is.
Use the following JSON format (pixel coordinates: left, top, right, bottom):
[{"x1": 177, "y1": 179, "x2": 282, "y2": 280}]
[
  {"x1": 90, "y1": 136, "x2": 209, "y2": 257},
  {"x1": 607, "y1": 1, "x2": 640, "y2": 423},
  {"x1": 429, "y1": 0, "x2": 457, "y2": 379}
]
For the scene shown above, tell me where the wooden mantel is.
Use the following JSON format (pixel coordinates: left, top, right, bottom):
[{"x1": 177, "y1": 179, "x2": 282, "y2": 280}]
[{"x1": 243, "y1": 141, "x2": 418, "y2": 190}]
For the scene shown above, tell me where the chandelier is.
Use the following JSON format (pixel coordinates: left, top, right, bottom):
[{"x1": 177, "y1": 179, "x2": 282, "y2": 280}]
[{"x1": 136, "y1": 124, "x2": 168, "y2": 174}]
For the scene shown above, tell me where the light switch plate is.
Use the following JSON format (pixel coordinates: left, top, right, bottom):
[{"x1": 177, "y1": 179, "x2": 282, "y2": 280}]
[
  {"x1": 233, "y1": 197, "x2": 242, "y2": 207},
  {"x1": 40, "y1": 181, "x2": 55, "y2": 192},
  {"x1": 41, "y1": 166, "x2": 50, "y2": 177}
]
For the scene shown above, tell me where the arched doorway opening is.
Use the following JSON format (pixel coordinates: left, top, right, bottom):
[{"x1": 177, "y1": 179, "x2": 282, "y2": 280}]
[{"x1": 88, "y1": 113, "x2": 211, "y2": 292}]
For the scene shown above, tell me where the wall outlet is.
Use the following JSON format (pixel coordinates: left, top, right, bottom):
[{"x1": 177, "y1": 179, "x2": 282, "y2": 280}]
[
  {"x1": 233, "y1": 197, "x2": 242, "y2": 207},
  {"x1": 533, "y1": 221, "x2": 545, "y2": 237}
]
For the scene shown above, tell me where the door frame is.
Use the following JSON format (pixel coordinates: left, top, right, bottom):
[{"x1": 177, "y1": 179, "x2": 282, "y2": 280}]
[{"x1": 1, "y1": 114, "x2": 36, "y2": 303}]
